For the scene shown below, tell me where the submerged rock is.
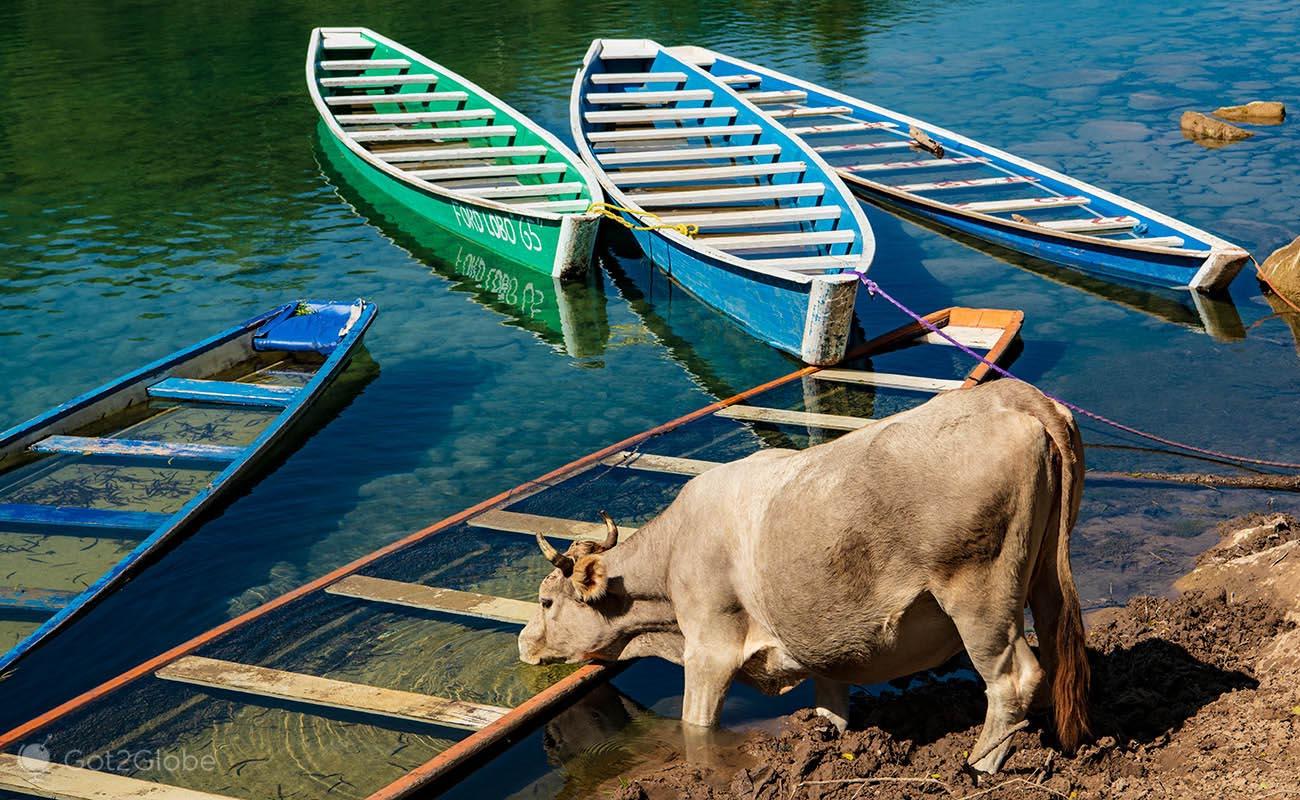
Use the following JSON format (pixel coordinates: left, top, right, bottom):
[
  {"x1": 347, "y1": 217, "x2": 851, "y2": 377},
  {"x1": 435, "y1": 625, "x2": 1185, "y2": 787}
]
[
  {"x1": 1258, "y1": 236, "x2": 1300, "y2": 309},
  {"x1": 1180, "y1": 110, "x2": 1254, "y2": 141},
  {"x1": 1213, "y1": 100, "x2": 1286, "y2": 123}
]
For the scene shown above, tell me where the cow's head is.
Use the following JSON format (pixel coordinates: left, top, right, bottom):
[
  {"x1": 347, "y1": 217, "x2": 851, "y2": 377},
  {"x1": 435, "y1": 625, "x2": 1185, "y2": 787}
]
[{"x1": 518, "y1": 512, "x2": 625, "y2": 665}]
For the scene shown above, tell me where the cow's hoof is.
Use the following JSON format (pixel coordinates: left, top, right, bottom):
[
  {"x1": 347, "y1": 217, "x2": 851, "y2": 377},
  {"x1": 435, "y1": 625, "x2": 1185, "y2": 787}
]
[{"x1": 814, "y1": 706, "x2": 848, "y2": 733}]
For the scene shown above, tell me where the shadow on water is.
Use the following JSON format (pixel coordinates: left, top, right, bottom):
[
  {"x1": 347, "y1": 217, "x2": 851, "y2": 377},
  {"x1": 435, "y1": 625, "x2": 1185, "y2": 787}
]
[
  {"x1": 875, "y1": 204, "x2": 1247, "y2": 342},
  {"x1": 312, "y1": 127, "x2": 612, "y2": 360}
]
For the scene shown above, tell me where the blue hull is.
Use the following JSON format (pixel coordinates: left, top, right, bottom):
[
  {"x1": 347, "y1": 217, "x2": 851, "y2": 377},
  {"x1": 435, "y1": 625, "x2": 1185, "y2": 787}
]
[
  {"x1": 0, "y1": 300, "x2": 377, "y2": 674},
  {"x1": 851, "y1": 185, "x2": 1210, "y2": 290},
  {"x1": 625, "y1": 222, "x2": 819, "y2": 361}
]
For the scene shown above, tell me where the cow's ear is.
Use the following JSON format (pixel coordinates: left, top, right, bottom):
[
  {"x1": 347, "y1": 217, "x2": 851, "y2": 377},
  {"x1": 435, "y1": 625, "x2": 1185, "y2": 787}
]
[{"x1": 571, "y1": 554, "x2": 607, "y2": 602}]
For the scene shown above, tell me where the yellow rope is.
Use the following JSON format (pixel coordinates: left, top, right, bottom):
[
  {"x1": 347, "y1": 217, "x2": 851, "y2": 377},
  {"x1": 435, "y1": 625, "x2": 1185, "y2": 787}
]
[{"x1": 587, "y1": 202, "x2": 698, "y2": 238}]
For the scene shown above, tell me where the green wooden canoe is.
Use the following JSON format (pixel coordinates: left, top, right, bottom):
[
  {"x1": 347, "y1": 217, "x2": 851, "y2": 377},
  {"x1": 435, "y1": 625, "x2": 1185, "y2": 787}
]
[{"x1": 306, "y1": 27, "x2": 604, "y2": 278}]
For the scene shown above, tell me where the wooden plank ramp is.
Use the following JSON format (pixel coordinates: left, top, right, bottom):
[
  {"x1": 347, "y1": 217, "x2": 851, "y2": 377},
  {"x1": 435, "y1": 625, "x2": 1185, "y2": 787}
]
[
  {"x1": 0, "y1": 753, "x2": 238, "y2": 800},
  {"x1": 715, "y1": 405, "x2": 871, "y2": 431},
  {"x1": 155, "y1": 656, "x2": 508, "y2": 731},
  {"x1": 467, "y1": 510, "x2": 639, "y2": 541},
  {"x1": 325, "y1": 575, "x2": 534, "y2": 625}
]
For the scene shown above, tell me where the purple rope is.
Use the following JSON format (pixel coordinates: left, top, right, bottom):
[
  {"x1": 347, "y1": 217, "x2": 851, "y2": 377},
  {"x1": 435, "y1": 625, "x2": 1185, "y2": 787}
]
[{"x1": 856, "y1": 275, "x2": 1300, "y2": 471}]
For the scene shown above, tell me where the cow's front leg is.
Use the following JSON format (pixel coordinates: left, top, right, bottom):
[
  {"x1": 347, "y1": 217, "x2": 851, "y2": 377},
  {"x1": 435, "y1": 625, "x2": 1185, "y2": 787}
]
[
  {"x1": 681, "y1": 647, "x2": 742, "y2": 727},
  {"x1": 679, "y1": 615, "x2": 746, "y2": 728},
  {"x1": 813, "y1": 677, "x2": 850, "y2": 732}
]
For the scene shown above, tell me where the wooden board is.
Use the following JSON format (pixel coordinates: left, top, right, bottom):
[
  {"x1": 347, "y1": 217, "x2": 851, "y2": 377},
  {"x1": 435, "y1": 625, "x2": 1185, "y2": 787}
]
[
  {"x1": 811, "y1": 369, "x2": 963, "y2": 393},
  {"x1": 30, "y1": 436, "x2": 242, "y2": 462},
  {"x1": 155, "y1": 657, "x2": 507, "y2": 731},
  {"x1": 467, "y1": 510, "x2": 639, "y2": 541},
  {"x1": 0, "y1": 753, "x2": 238, "y2": 800},
  {"x1": 0, "y1": 503, "x2": 166, "y2": 532},
  {"x1": 715, "y1": 405, "x2": 870, "y2": 431},
  {"x1": 600, "y1": 451, "x2": 721, "y2": 476},
  {"x1": 920, "y1": 326, "x2": 1006, "y2": 349},
  {"x1": 146, "y1": 378, "x2": 296, "y2": 408},
  {"x1": 325, "y1": 575, "x2": 534, "y2": 624}
]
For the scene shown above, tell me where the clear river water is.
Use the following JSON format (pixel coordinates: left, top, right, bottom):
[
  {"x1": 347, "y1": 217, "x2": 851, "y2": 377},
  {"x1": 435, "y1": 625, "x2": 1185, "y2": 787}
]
[{"x1": 0, "y1": 0, "x2": 1298, "y2": 796}]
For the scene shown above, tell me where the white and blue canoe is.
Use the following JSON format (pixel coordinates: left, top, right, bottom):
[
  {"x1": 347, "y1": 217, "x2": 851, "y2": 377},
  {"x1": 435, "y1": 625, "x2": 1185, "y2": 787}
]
[
  {"x1": 676, "y1": 46, "x2": 1249, "y2": 294},
  {"x1": 0, "y1": 300, "x2": 376, "y2": 675},
  {"x1": 571, "y1": 39, "x2": 874, "y2": 366}
]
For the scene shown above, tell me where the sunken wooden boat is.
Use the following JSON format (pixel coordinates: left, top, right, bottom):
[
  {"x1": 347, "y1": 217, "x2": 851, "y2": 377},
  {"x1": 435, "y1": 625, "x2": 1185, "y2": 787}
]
[
  {"x1": 0, "y1": 300, "x2": 376, "y2": 675},
  {"x1": 674, "y1": 47, "x2": 1249, "y2": 294},
  {"x1": 307, "y1": 27, "x2": 604, "y2": 279},
  {"x1": 0, "y1": 307, "x2": 1021, "y2": 800},
  {"x1": 571, "y1": 39, "x2": 875, "y2": 366}
]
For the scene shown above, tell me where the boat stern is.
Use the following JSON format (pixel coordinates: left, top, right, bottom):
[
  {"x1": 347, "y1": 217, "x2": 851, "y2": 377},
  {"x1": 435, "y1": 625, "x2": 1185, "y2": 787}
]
[
  {"x1": 801, "y1": 274, "x2": 860, "y2": 366},
  {"x1": 1189, "y1": 244, "x2": 1251, "y2": 294},
  {"x1": 552, "y1": 212, "x2": 603, "y2": 280}
]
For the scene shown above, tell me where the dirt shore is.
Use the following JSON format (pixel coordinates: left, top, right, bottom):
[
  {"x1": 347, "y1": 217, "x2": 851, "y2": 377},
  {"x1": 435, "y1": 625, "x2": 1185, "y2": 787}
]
[{"x1": 608, "y1": 514, "x2": 1300, "y2": 800}]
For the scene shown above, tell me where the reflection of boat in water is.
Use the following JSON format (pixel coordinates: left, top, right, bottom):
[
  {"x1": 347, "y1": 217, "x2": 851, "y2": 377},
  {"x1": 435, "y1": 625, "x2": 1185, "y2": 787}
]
[
  {"x1": 875, "y1": 202, "x2": 1245, "y2": 342},
  {"x1": 316, "y1": 123, "x2": 611, "y2": 358}
]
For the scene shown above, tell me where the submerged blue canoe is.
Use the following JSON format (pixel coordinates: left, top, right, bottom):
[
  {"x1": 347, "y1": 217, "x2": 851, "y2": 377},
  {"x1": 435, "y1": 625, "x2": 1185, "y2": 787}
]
[
  {"x1": 570, "y1": 39, "x2": 874, "y2": 366},
  {"x1": 0, "y1": 300, "x2": 376, "y2": 674},
  {"x1": 677, "y1": 47, "x2": 1249, "y2": 294}
]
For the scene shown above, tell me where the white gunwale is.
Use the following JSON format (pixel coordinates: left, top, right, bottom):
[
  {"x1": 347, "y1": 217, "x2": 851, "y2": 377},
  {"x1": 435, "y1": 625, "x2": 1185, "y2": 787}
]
[
  {"x1": 307, "y1": 27, "x2": 605, "y2": 265},
  {"x1": 570, "y1": 39, "x2": 871, "y2": 286},
  {"x1": 675, "y1": 47, "x2": 1250, "y2": 281}
]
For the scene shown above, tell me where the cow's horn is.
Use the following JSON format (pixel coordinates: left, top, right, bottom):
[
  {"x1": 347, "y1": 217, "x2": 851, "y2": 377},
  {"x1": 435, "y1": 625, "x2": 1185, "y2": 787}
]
[
  {"x1": 536, "y1": 531, "x2": 574, "y2": 575},
  {"x1": 598, "y1": 510, "x2": 619, "y2": 551}
]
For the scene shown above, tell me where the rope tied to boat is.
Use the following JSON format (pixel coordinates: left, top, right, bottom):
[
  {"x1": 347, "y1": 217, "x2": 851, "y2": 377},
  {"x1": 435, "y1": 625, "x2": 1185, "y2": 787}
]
[
  {"x1": 855, "y1": 273, "x2": 1300, "y2": 471},
  {"x1": 587, "y1": 202, "x2": 699, "y2": 238}
]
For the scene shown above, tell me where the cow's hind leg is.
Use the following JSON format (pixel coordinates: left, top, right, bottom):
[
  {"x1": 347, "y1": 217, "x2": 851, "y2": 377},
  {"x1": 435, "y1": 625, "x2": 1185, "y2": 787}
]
[{"x1": 934, "y1": 586, "x2": 1045, "y2": 774}]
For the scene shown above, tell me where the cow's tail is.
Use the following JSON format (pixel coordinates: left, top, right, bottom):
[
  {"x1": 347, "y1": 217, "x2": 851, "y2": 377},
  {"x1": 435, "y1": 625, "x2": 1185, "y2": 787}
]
[{"x1": 1040, "y1": 398, "x2": 1091, "y2": 752}]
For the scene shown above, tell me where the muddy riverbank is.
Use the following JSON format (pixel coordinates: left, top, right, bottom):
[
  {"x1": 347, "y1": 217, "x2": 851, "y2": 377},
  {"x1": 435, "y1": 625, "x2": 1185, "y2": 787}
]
[{"x1": 606, "y1": 514, "x2": 1300, "y2": 800}]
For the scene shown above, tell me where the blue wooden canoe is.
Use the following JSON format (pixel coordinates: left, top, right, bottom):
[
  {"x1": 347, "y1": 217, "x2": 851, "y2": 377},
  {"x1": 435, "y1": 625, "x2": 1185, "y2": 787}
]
[
  {"x1": 0, "y1": 299, "x2": 377, "y2": 675},
  {"x1": 677, "y1": 47, "x2": 1249, "y2": 294},
  {"x1": 570, "y1": 39, "x2": 874, "y2": 366}
]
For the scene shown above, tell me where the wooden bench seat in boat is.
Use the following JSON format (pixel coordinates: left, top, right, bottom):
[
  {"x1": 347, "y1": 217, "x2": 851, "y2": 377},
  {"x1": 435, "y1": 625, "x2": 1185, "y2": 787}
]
[
  {"x1": 0, "y1": 503, "x2": 167, "y2": 531},
  {"x1": 319, "y1": 58, "x2": 411, "y2": 70},
  {"x1": 409, "y1": 162, "x2": 567, "y2": 181},
  {"x1": 0, "y1": 587, "x2": 80, "y2": 613},
  {"x1": 586, "y1": 89, "x2": 714, "y2": 104},
  {"x1": 625, "y1": 182, "x2": 826, "y2": 207},
  {"x1": 29, "y1": 435, "x2": 243, "y2": 462},
  {"x1": 146, "y1": 377, "x2": 299, "y2": 407},
  {"x1": 459, "y1": 182, "x2": 586, "y2": 199},
  {"x1": 319, "y1": 73, "x2": 439, "y2": 88},
  {"x1": 349, "y1": 125, "x2": 517, "y2": 143},
  {"x1": 587, "y1": 124, "x2": 762, "y2": 143},
  {"x1": 585, "y1": 106, "x2": 738, "y2": 124},
  {"x1": 375, "y1": 145, "x2": 548, "y2": 163},
  {"x1": 655, "y1": 205, "x2": 842, "y2": 228},
  {"x1": 338, "y1": 109, "x2": 495, "y2": 125},
  {"x1": 598, "y1": 143, "x2": 782, "y2": 165},
  {"x1": 897, "y1": 176, "x2": 1040, "y2": 191},
  {"x1": 607, "y1": 161, "x2": 806, "y2": 185},
  {"x1": 590, "y1": 71, "x2": 689, "y2": 84},
  {"x1": 700, "y1": 229, "x2": 856, "y2": 252},
  {"x1": 325, "y1": 91, "x2": 468, "y2": 106}
]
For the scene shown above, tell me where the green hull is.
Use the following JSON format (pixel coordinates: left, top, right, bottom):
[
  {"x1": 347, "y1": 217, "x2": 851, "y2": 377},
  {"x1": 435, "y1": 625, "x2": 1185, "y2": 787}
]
[
  {"x1": 316, "y1": 128, "x2": 612, "y2": 358},
  {"x1": 319, "y1": 125, "x2": 588, "y2": 276}
]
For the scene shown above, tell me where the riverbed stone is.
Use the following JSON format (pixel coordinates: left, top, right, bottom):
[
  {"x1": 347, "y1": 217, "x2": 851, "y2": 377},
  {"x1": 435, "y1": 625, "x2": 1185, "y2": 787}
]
[
  {"x1": 1180, "y1": 110, "x2": 1254, "y2": 141},
  {"x1": 1213, "y1": 100, "x2": 1286, "y2": 123},
  {"x1": 1258, "y1": 236, "x2": 1300, "y2": 308}
]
